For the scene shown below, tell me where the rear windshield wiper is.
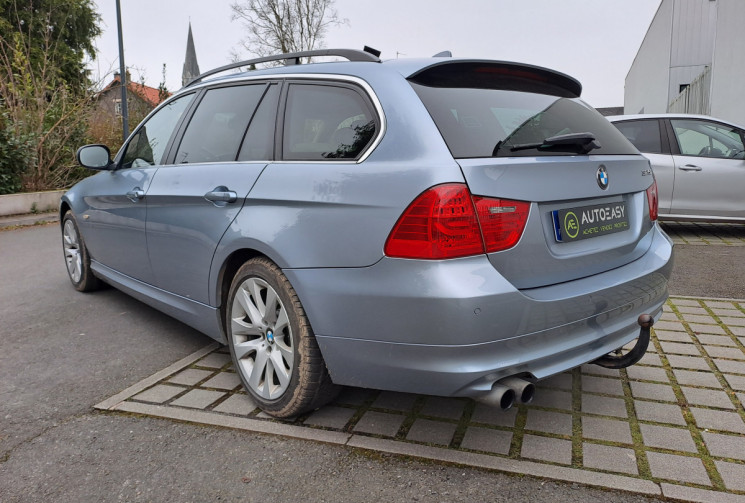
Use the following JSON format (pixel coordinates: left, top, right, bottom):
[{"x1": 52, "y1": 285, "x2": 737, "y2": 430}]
[{"x1": 508, "y1": 132, "x2": 601, "y2": 154}]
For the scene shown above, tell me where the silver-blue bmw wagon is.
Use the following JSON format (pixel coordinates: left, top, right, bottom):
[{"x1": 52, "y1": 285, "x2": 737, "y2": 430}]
[{"x1": 63, "y1": 49, "x2": 673, "y2": 417}]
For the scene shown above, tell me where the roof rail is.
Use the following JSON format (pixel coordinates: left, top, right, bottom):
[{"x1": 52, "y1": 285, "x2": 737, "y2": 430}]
[{"x1": 183, "y1": 48, "x2": 381, "y2": 88}]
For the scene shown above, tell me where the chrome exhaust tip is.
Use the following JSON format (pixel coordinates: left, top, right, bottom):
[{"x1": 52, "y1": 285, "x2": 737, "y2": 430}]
[
  {"x1": 499, "y1": 376, "x2": 535, "y2": 404},
  {"x1": 475, "y1": 383, "x2": 515, "y2": 411}
]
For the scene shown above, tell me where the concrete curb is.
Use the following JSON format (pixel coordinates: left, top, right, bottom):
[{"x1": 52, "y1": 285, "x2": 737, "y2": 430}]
[{"x1": 0, "y1": 211, "x2": 58, "y2": 229}]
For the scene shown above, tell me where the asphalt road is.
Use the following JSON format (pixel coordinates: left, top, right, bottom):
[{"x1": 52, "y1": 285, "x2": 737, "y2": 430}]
[{"x1": 0, "y1": 223, "x2": 741, "y2": 502}]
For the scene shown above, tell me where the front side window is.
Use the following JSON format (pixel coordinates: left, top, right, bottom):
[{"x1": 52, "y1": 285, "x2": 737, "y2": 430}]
[
  {"x1": 612, "y1": 120, "x2": 663, "y2": 154},
  {"x1": 671, "y1": 119, "x2": 745, "y2": 159},
  {"x1": 175, "y1": 85, "x2": 266, "y2": 164},
  {"x1": 282, "y1": 83, "x2": 378, "y2": 161},
  {"x1": 120, "y1": 93, "x2": 194, "y2": 169}
]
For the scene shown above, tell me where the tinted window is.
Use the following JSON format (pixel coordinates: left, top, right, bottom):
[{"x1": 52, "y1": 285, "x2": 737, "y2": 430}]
[
  {"x1": 238, "y1": 84, "x2": 279, "y2": 161},
  {"x1": 282, "y1": 84, "x2": 377, "y2": 161},
  {"x1": 410, "y1": 83, "x2": 637, "y2": 158},
  {"x1": 613, "y1": 120, "x2": 663, "y2": 154},
  {"x1": 120, "y1": 93, "x2": 194, "y2": 169},
  {"x1": 175, "y1": 85, "x2": 265, "y2": 164},
  {"x1": 671, "y1": 119, "x2": 745, "y2": 159}
]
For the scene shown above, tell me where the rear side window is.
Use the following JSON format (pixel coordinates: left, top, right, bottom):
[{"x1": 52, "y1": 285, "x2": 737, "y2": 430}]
[
  {"x1": 175, "y1": 85, "x2": 265, "y2": 164},
  {"x1": 613, "y1": 120, "x2": 663, "y2": 154},
  {"x1": 282, "y1": 83, "x2": 378, "y2": 161},
  {"x1": 410, "y1": 84, "x2": 637, "y2": 159}
]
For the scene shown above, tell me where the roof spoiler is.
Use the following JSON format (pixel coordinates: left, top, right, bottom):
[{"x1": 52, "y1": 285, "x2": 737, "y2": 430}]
[{"x1": 408, "y1": 60, "x2": 582, "y2": 98}]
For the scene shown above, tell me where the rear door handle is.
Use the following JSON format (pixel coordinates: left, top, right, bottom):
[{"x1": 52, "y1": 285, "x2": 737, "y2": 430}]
[
  {"x1": 204, "y1": 186, "x2": 238, "y2": 204},
  {"x1": 678, "y1": 164, "x2": 702, "y2": 172},
  {"x1": 126, "y1": 187, "x2": 145, "y2": 202}
]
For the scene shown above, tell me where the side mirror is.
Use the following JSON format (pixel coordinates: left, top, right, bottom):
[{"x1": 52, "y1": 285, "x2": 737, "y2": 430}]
[{"x1": 76, "y1": 144, "x2": 113, "y2": 170}]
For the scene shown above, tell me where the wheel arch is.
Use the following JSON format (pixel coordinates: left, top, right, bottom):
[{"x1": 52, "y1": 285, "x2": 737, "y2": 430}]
[{"x1": 214, "y1": 247, "x2": 267, "y2": 337}]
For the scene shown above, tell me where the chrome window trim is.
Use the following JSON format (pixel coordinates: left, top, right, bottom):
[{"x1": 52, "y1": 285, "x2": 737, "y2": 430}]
[{"x1": 174, "y1": 73, "x2": 387, "y2": 164}]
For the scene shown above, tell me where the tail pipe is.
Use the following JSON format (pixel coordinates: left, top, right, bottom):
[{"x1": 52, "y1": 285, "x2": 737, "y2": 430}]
[
  {"x1": 593, "y1": 314, "x2": 654, "y2": 369},
  {"x1": 500, "y1": 376, "x2": 535, "y2": 404},
  {"x1": 475, "y1": 376, "x2": 536, "y2": 410}
]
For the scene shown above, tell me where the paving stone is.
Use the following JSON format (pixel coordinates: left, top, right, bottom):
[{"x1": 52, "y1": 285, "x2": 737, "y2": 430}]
[
  {"x1": 460, "y1": 426, "x2": 512, "y2": 455},
  {"x1": 653, "y1": 330, "x2": 691, "y2": 343},
  {"x1": 716, "y1": 359, "x2": 745, "y2": 375},
  {"x1": 529, "y1": 389, "x2": 572, "y2": 411},
  {"x1": 673, "y1": 369, "x2": 721, "y2": 388},
  {"x1": 537, "y1": 372, "x2": 573, "y2": 391},
  {"x1": 581, "y1": 364, "x2": 621, "y2": 378},
  {"x1": 666, "y1": 354, "x2": 710, "y2": 371},
  {"x1": 725, "y1": 374, "x2": 745, "y2": 391},
  {"x1": 582, "y1": 395, "x2": 627, "y2": 418},
  {"x1": 630, "y1": 381, "x2": 677, "y2": 402},
  {"x1": 674, "y1": 306, "x2": 708, "y2": 316},
  {"x1": 719, "y1": 317, "x2": 745, "y2": 327},
  {"x1": 133, "y1": 384, "x2": 185, "y2": 404},
  {"x1": 372, "y1": 392, "x2": 418, "y2": 412},
  {"x1": 647, "y1": 452, "x2": 711, "y2": 485},
  {"x1": 334, "y1": 387, "x2": 376, "y2": 406},
  {"x1": 582, "y1": 443, "x2": 638, "y2": 475},
  {"x1": 639, "y1": 424, "x2": 697, "y2": 452},
  {"x1": 353, "y1": 411, "x2": 405, "y2": 437},
  {"x1": 738, "y1": 393, "x2": 745, "y2": 407},
  {"x1": 420, "y1": 397, "x2": 466, "y2": 420},
  {"x1": 202, "y1": 372, "x2": 242, "y2": 390},
  {"x1": 690, "y1": 407, "x2": 745, "y2": 434},
  {"x1": 697, "y1": 334, "x2": 738, "y2": 347},
  {"x1": 581, "y1": 375, "x2": 624, "y2": 396},
  {"x1": 634, "y1": 401, "x2": 686, "y2": 425},
  {"x1": 704, "y1": 345, "x2": 745, "y2": 360},
  {"x1": 660, "y1": 341, "x2": 701, "y2": 356},
  {"x1": 638, "y1": 353, "x2": 663, "y2": 367},
  {"x1": 581, "y1": 416, "x2": 632, "y2": 444},
  {"x1": 521, "y1": 435, "x2": 572, "y2": 465},
  {"x1": 681, "y1": 386, "x2": 735, "y2": 409},
  {"x1": 682, "y1": 314, "x2": 721, "y2": 325},
  {"x1": 628, "y1": 366, "x2": 669, "y2": 383},
  {"x1": 653, "y1": 321, "x2": 687, "y2": 332},
  {"x1": 673, "y1": 299, "x2": 705, "y2": 307},
  {"x1": 406, "y1": 419, "x2": 457, "y2": 446},
  {"x1": 304, "y1": 406, "x2": 356, "y2": 429},
  {"x1": 728, "y1": 325, "x2": 745, "y2": 337},
  {"x1": 470, "y1": 403, "x2": 517, "y2": 427},
  {"x1": 196, "y1": 352, "x2": 232, "y2": 369},
  {"x1": 715, "y1": 460, "x2": 745, "y2": 492},
  {"x1": 212, "y1": 393, "x2": 257, "y2": 416},
  {"x1": 702, "y1": 431, "x2": 745, "y2": 461},
  {"x1": 707, "y1": 302, "x2": 739, "y2": 310},
  {"x1": 167, "y1": 368, "x2": 213, "y2": 386},
  {"x1": 171, "y1": 389, "x2": 225, "y2": 409},
  {"x1": 524, "y1": 409, "x2": 572, "y2": 435},
  {"x1": 689, "y1": 323, "x2": 727, "y2": 336}
]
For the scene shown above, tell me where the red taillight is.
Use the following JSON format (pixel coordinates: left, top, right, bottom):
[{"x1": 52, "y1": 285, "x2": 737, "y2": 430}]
[
  {"x1": 646, "y1": 179, "x2": 659, "y2": 221},
  {"x1": 384, "y1": 184, "x2": 483, "y2": 259},
  {"x1": 473, "y1": 197, "x2": 531, "y2": 252},
  {"x1": 384, "y1": 184, "x2": 529, "y2": 259}
]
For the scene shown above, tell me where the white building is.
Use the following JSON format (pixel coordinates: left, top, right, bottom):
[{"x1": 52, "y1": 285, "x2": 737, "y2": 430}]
[{"x1": 624, "y1": 0, "x2": 745, "y2": 125}]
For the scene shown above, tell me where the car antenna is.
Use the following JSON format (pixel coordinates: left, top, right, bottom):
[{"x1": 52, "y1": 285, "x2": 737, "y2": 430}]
[{"x1": 433, "y1": 50, "x2": 452, "y2": 57}]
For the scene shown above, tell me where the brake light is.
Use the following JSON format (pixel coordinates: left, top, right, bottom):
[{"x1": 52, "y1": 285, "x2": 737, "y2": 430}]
[
  {"x1": 473, "y1": 197, "x2": 531, "y2": 252},
  {"x1": 646, "y1": 179, "x2": 658, "y2": 221},
  {"x1": 385, "y1": 184, "x2": 529, "y2": 259}
]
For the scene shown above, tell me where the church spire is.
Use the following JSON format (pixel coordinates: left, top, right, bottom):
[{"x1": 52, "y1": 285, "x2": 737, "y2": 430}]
[{"x1": 182, "y1": 22, "x2": 200, "y2": 86}]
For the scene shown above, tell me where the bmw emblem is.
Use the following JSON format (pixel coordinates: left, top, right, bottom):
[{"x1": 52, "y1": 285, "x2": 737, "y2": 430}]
[
  {"x1": 266, "y1": 330, "x2": 275, "y2": 343},
  {"x1": 596, "y1": 165, "x2": 609, "y2": 190}
]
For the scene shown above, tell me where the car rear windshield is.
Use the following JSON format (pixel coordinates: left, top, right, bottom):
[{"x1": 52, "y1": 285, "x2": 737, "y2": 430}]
[{"x1": 410, "y1": 83, "x2": 637, "y2": 159}]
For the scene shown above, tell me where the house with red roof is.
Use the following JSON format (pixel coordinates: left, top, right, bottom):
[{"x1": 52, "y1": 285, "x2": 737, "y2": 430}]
[{"x1": 94, "y1": 71, "x2": 170, "y2": 125}]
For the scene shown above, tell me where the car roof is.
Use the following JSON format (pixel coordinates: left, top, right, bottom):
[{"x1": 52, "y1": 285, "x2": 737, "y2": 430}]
[{"x1": 608, "y1": 113, "x2": 745, "y2": 129}]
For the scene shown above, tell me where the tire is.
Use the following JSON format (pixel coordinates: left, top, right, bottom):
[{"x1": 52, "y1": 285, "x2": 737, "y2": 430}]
[
  {"x1": 226, "y1": 257, "x2": 339, "y2": 417},
  {"x1": 61, "y1": 212, "x2": 101, "y2": 292}
]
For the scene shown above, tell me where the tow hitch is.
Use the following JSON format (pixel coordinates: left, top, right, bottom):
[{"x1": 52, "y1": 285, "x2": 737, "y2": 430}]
[{"x1": 593, "y1": 314, "x2": 654, "y2": 369}]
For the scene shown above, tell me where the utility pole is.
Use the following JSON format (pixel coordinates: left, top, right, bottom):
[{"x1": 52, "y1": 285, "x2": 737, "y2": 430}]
[{"x1": 115, "y1": 0, "x2": 129, "y2": 141}]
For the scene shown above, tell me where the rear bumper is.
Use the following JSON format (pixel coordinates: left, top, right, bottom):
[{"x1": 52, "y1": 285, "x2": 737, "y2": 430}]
[{"x1": 284, "y1": 224, "x2": 673, "y2": 397}]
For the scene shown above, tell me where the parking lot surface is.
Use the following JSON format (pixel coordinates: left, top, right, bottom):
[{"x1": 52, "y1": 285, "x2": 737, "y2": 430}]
[{"x1": 96, "y1": 296, "x2": 745, "y2": 502}]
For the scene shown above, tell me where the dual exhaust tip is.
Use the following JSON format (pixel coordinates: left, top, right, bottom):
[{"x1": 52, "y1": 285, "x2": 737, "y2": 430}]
[{"x1": 476, "y1": 376, "x2": 535, "y2": 411}]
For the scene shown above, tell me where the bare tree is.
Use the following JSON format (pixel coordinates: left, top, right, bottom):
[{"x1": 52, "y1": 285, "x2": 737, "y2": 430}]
[{"x1": 230, "y1": 0, "x2": 344, "y2": 63}]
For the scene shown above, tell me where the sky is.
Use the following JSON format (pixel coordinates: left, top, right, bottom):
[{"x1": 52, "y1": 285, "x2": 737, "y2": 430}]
[{"x1": 89, "y1": 0, "x2": 662, "y2": 108}]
